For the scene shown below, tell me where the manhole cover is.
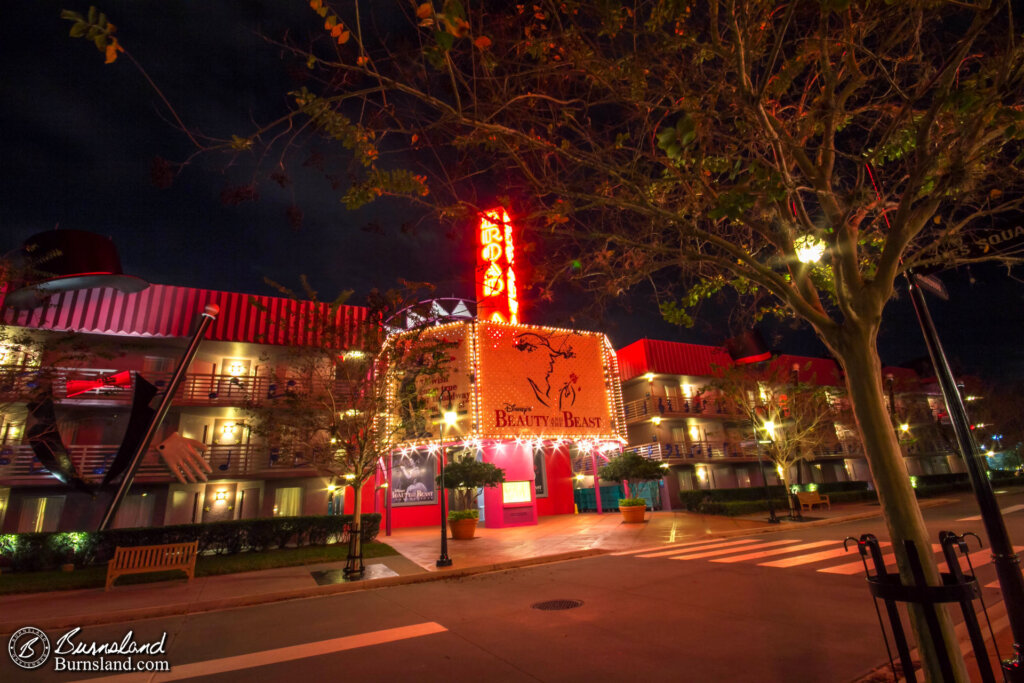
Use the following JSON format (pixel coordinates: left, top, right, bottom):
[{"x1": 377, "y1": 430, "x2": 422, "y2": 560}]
[{"x1": 531, "y1": 599, "x2": 583, "y2": 611}]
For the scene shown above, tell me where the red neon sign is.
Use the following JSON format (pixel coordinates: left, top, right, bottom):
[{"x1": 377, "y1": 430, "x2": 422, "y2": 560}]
[{"x1": 475, "y1": 208, "x2": 519, "y2": 324}]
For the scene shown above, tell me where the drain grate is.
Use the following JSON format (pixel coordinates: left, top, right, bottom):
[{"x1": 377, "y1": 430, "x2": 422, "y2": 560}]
[{"x1": 531, "y1": 599, "x2": 584, "y2": 611}]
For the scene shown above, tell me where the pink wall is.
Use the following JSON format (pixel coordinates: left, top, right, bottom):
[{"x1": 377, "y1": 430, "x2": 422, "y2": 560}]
[
  {"x1": 482, "y1": 442, "x2": 536, "y2": 528},
  {"x1": 365, "y1": 444, "x2": 578, "y2": 530}
]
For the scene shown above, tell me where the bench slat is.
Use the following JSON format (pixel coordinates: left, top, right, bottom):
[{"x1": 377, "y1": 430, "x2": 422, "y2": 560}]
[{"x1": 105, "y1": 541, "x2": 198, "y2": 591}]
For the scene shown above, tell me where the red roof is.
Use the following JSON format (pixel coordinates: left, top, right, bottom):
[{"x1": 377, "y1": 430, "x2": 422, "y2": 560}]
[
  {"x1": 616, "y1": 340, "x2": 922, "y2": 389},
  {"x1": 1, "y1": 284, "x2": 367, "y2": 347},
  {"x1": 616, "y1": 339, "x2": 734, "y2": 380},
  {"x1": 773, "y1": 354, "x2": 844, "y2": 387}
]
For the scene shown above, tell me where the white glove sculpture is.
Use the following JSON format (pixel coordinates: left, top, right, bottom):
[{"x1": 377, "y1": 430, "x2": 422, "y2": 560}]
[{"x1": 155, "y1": 433, "x2": 212, "y2": 484}]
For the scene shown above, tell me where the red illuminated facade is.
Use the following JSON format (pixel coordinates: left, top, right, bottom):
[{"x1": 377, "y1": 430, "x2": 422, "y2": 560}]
[{"x1": 475, "y1": 208, "x2": 519, "y2": 324}]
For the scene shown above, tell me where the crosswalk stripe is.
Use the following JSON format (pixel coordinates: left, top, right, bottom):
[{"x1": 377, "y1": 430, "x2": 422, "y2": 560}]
[
  {"x1": 712, "y1": 540, "x2": 836, "y2": 564},
  {"x1": 818, "y1": 544, "x2": 941, "y2": 575},
  {"x1": 956, "y1": 503, "x2": 1024, "y2": 522},
  {"x1": 669, "y1": 539, "x2": 800, "y2": 560},
  {"x1": 635, "y1": 538, "x2": 761, "y2": 559},
  {"x1": 612, "y1": 536, "x2": 752, "y2": 557},
  {"x1": 946, "y1": 545, "x2": 1023, "y2": 571},
  {"x1": 760, "y1": 544, "x2": 873, "y2": 568}
]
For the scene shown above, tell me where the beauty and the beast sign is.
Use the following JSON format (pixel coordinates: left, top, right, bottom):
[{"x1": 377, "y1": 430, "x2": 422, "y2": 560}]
[{"x1": 384, "y1": 320, "x2": 625, "y2": 446}]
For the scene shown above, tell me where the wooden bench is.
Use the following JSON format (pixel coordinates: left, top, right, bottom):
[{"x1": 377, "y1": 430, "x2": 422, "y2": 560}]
[
  {"x1": 796, "y1": 491, "x2": 830, "y2": 512},
  {"x1": 105, "y1": 541, "x2": 198, "y2": 591}
]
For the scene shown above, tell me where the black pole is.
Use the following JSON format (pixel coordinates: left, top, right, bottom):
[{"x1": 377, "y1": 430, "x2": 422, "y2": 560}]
[
  {"x1": 906, "y1": 271, "x2": 1024, "y2": 679},
  {"x1": 98, "y1": 304, "x2": 219, "y2": 531},
  {"x1": 385, "y1": 453, "x2": 392, "y2": 537},
  {"x1": 756, "y1": 438, "x2": 779, "y2": 523},
  {"x1": 436, "y1": 420, "x2": 452, "y2": 567}
]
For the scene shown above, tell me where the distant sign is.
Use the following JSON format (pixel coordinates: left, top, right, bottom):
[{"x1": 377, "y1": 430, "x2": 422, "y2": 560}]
[{"x1": 932, "y1": 225, "x2": 1024, "y2": 264}]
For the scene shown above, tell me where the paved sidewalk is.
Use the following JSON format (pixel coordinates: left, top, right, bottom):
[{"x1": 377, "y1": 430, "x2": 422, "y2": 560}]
[{"x1": 0, "y1": 502, "x2": 884, "y2": 635}]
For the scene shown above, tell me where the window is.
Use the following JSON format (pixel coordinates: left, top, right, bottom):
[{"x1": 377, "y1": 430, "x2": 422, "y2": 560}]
[
  {"x1": 142, "y1": 356, "x2": 174, "y2": 374},
  {"x1": 18, "y1": 496, "x2": 64, "y2": 533},
  {"x1": 274, "y1": 487, "x2": 303, "y2": 517},
  {"x1": 501, "y1": 481, "x2": 532, "y2": 505},
  {"x1": 113, "y1": 493, "x2": 155, "y2": 529}
]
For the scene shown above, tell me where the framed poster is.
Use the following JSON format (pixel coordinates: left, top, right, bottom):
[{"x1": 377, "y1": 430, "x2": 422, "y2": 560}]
[
  {"x1": 391, "y1": 451, "x2": 437, "y2": 506},
  {"x1": 533, "y1": 449, "x2": 547, "y2": 498}
]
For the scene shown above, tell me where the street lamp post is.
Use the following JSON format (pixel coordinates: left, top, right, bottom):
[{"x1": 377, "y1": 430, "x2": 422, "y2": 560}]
[
  {"x1": 436, "y1": 402, "x2": 457, "y2": 568},
  {"x1": 907, "y1": 270, "x2": 1024, "y2": 679},
  {"x1": 756, "y1": 420, "x2": 779, "y2": 524}
]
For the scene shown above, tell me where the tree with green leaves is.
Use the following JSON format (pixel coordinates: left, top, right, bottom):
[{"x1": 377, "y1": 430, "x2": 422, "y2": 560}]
[
  {"x1": 64, "y1": 1, "x2": 1024, "y2": 676},
  {"x1": 598, "y1": 451, "x2": 666, "y2": 506},
  {"x1": 435, "y1": 453, "x2": 504, "y2": 515},
  {"x1": 244, "y1": 280, "x2": 453, "y2": 566},
  {"x1": 707, "y1": 361, "x2": 840, "y2": 516}
]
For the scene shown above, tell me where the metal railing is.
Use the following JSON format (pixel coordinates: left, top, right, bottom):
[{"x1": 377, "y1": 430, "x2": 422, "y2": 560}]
[
  {"x1": 623, "y1": 395, "x2": 742, "y2": 422},
  {"x1": 0, "y1": 443, "x2": 318, "y2": 484},
  {"x1": 0, "y1": 365, "x2": 347, "y2": 406},
  {"x1": 624, "y1": 440, "x2": 865, "y2": 462}
]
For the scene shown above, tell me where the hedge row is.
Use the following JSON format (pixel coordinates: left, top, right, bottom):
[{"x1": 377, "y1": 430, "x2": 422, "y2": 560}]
[
  {"x1": 679, "y1": 486, "x2": 791, "y2": 510},
  {"x1": 0, "y1": 514, "x2": 381, "y2": 572}
]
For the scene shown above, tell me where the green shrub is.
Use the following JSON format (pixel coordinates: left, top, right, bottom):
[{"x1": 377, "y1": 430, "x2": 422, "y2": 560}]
[
  {"x1": 619, "y1": 497, "x2": 648, "y2": 507},
  {"x1": 815, "y1": 481, "x2": 870, "y2": 494},
  {"x1": 679, "y1": 486, "x2": 789, "y2": 510},
  {"x1": 447, "y1": 509, "x2": 479, "y2": 521},
  {"x1": 0, "y1": 514, "x2": 381, "y2": 573},
  {"x1": 826, "y1": 490, "x2": 878, "y2": 504},
  {"x1": 697, "y1": 500, "x2": 776, "y2": 516}
]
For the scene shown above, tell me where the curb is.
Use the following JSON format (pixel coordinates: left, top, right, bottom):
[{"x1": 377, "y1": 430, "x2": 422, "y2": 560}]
[{"x1": 0, "y1": 548, "x2": 606, "y2": 634}]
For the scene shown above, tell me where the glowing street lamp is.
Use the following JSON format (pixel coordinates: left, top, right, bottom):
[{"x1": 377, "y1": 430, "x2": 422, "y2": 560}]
[{"x1": 794, "y1": 235, "x2": 826, "y2": 264}]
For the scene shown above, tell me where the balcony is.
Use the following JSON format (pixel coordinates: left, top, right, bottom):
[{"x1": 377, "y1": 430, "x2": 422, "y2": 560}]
[
  {"x1": 623, "y1": 440, "x2": 864, "y2": 462},
  {"x1": 0, "y1": 365, "x2": 346, "y2": 407},
  {"x1": 623, "y1": 395, "x2": 742, "y2": 424},
  {"x1": 0, "y1": 443, "x2": 319, "y2": 485}
]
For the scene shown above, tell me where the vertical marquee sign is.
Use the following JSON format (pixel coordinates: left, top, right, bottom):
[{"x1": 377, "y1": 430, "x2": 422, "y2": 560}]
[{"x1": 476, "y1": 208, "x2": 519, "y2": 324}]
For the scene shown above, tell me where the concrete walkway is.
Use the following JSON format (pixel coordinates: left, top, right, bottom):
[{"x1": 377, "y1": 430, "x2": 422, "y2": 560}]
[{"x1": 0, "y1": 503, "x2": 882, "y2": 635}]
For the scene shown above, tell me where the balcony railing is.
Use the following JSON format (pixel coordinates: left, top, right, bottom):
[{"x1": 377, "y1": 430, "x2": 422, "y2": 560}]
[
  {"x1": 0, "y1": 443, "x2": 318, "y2": 484},
  {"x1": 623, "y1": 395, "x2": 742, "y2": 423},
  {"x1": 624, "y1": 440, "x2": 864, "y2": 462},
  {"x1": 0, "y1": 365, "x2": 346, "y2": 407}
]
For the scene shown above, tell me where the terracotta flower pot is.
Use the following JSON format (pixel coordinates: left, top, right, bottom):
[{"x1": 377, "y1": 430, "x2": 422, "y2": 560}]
[
  {"x1": 619, "y1": 504, "x2": 647, "y2": 523},
  {"x1": 449, "y1": 517, "x2": 478, "y2": 540}
]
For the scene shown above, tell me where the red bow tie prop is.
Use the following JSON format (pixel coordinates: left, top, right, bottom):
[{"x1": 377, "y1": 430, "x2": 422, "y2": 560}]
[{"x1": 66, "y1": 369, "x2": 133, "y2": 398}]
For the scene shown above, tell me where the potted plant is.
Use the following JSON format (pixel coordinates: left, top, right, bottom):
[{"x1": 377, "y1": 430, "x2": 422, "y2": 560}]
[
  {"x1": 436, "y1": 455, "x2": 505, "y2": 539},
  {"x1": 598, "y1": 452, "x2": 666, "y2": 523}
]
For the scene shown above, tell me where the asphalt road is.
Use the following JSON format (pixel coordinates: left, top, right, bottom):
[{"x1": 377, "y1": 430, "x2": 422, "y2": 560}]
[{"x1": 8, "y1": 489, "x2": 1024, "y2": 683}]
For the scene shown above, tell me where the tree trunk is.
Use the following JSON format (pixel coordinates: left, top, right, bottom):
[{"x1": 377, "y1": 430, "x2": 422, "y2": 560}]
[
  {"x1": 351, "y1": 482, "x2": 363, "y2": 562},
  {"x1": 778, "y1": 470, "x2": 797, "y2": 519},
  {"x1": 834, "y1": 330, "x2": 968, "y2": 682}
]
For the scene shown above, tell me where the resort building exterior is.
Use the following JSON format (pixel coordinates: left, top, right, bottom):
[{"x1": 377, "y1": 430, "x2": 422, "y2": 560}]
[{"x1": 614, "y1": 338, "x2": 966, "y2": 509}]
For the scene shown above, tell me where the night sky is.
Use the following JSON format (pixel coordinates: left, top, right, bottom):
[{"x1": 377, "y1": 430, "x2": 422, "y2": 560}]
[{"x1": 3, "y1": 2, "x2": 1023, "y2": 381}]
